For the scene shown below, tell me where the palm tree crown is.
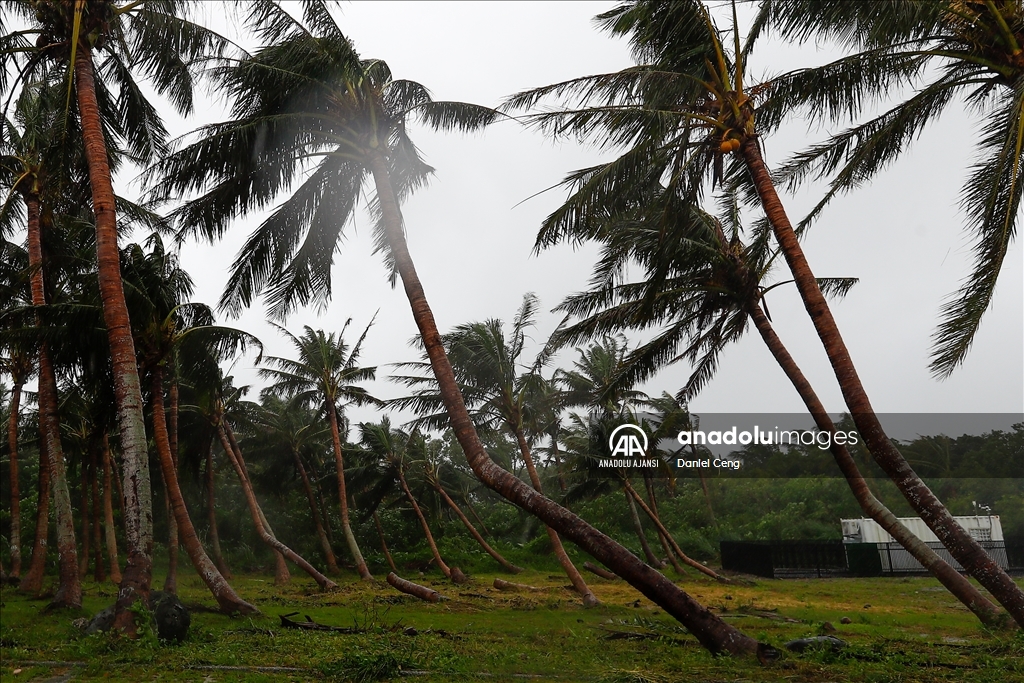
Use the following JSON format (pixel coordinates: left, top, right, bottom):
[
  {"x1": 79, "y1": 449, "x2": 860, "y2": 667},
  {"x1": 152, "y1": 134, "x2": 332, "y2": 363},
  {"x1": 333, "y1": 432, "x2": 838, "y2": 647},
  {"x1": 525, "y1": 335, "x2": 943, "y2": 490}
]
[
  {"x1": 756, "y1": 0, "x2": 1024, "y2": 375},
  {"x1": 150, "y1": 1, "x2": 497, "y2": 320}
]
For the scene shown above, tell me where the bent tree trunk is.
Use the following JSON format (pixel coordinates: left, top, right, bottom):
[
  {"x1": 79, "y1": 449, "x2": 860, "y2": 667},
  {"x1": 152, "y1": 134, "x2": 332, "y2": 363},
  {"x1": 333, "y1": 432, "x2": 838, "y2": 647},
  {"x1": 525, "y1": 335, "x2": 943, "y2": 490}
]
[
  {"x1": 747, "y1": 302, "x2": 1004, "y2": 626},
  {"x1": 625, "y1": 487, "x2": 663, "y2": 568},
  {"x1": 25, "y1": 191, "x2": 80, "y2": 609},
  {"x1": 222, "y1": 423, "x2": 289, "y2": 583},
  {"x1": 622, "y1": 480, "x2": 725, "y2": 582},
  {"x1": 368, "y1": 151, "x2": 761, "y2": 657},
  {"x1": 164, "y1": 378, "x2": 180, "y2": 593},
  {"x1": 102, "y1": 436, "x2": 122, "y2": 584},
  {"x1": 513, "y1": 427, "x2": 598, "y2": 606},
  {"x1": 76, "y1": 45, "x2": 153, "y2": 634},
  {"x1": 373, "y1": 510, "x2": 398, "y2": 573},
  {"x1": 19, "y1": 438, "x2": 50, "y2": 594},
  {"x1": 644, "y1": 476, "x2": 684, "y2": 573},
  {"x1": 217, "y1": 425, "x2": 336, "y2": 590},
  {"x1": 204, "y1": 441, "x2": 231, "y2": 579},
  {"x1": 740, "y1": 137, "x2": 1024, "y2": 627},
  {"x1": 293, "y1": 449, "x2": 340, "y2": 575},
  {"x1": 7, "y1": 378, "x2": 22, "y2": 577},
  {"x1": 433, "y1": 480, "x2": 522, "y2": 573},
  {"x1": 326, "y1": 403, "x2": 372, "y2": 579},
  {"x1": 151, "y1": 369, "x2": 257, "y2": 614},
  {"x1": 397, "y1": 467, "x2": 451, "y2": 578}
]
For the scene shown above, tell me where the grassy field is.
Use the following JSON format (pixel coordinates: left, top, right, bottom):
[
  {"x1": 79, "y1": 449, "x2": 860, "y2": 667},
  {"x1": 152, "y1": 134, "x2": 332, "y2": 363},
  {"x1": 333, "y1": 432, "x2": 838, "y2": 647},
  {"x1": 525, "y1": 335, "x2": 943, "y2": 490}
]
[{"x1": 1, "y1": 569, "x2": 1021, "y2": 682}]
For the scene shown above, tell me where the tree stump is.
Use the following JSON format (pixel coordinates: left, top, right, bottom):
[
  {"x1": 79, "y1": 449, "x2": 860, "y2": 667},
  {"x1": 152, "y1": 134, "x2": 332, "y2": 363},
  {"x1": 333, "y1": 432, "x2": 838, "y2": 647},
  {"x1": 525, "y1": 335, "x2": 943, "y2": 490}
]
[
  {"x1": 493, "y1": 578, "x2": 544, "y2": 592},
  {"x1": 387, "y1": 572, "x2": 444, "y2": 603},
  {"x1": 583, "y1": 562, "x2": 619, "y2": 580}
]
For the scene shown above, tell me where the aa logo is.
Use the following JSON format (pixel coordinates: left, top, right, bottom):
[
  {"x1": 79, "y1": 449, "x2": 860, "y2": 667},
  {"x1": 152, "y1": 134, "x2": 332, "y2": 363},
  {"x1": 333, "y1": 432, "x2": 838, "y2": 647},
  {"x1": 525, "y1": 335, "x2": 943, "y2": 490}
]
[{"x1": 608, "y1": 424, "x2": 648, "y2": 457}]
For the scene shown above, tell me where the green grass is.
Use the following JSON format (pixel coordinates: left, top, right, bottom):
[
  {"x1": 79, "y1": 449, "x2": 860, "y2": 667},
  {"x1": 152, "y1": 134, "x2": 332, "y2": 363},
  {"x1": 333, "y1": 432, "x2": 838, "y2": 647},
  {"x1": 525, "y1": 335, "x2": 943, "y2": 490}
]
[{"x1": 2, "y1": 570, "x2": 1022, "y2": 682}]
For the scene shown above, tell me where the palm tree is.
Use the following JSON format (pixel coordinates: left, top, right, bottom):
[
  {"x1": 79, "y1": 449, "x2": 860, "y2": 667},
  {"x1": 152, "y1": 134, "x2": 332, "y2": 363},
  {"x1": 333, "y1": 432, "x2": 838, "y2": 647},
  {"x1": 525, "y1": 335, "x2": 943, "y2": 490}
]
[
  {"x1": 755, "y1": 0, "x2": 1024, "y2": 377},
  {"x1": 555, "y1": 334, "x2": 648, "y2": 417},
  {"x1": 0, "y1": 229, "x2": 33, "y2": 584},
  {"x1": 546, "y1": 186, "x2": 1004, "y2": 625},
  {"x1": 509, "y1": 0, "x2": 1024, "y2": 627},
  {"x1": 151, "y1": 2, "x2": 764, "y2": 656},
  {"x1": 1, "y1": 341, "x2": 33, "y2": 579},
  {"x1": 2, "y1": 0, "x2": 232, "y2": 633},
  {"x1": 122, "y1": 236, "x2": 258, "y2": 614},
  {"x1": 393, "y1": 295, "x2": 598, "y2": 605},
  {"x1": 250, "y1": 394, "x2": 340, "y2": 576},
  {"x1": 420, "y1": 450, "x2": 523, "y2": 574},
  {"x1": 1, "y1": 77, "x2": 81, "y2": 608},
  {"x1": 360, "y1": 419, "x2": 462, "y2": 581},
  {"x1": 260, "y1": 321, "x2": 379, "y2": 580}
]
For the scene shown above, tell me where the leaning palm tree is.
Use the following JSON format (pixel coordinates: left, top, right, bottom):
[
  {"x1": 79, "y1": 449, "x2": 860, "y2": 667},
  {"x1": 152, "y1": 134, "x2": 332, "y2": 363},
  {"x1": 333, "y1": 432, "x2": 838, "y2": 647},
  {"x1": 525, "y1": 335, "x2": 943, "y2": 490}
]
[
  {"x1": 508, "y1": 0, "x2": 1024, "y2": 626},
  {"x1": 392, "y1": 295, "x2": 597, "y2": 605},
  {"x1": 1, "y1": 347, "x2": 31, "y2": 579},
  {"x1": 420, "y1": 448, "x2": 523, "y2": 574},
  {"x1": 150, "y1": 1, "x2": 765, "y2": 656},
  {"x1": 360, "y1": 419, "x2": 463, "y2": 582},
  {"x1": 548, "y1": 185, "x2": 1004, "y2": 626},
  {"x1": 2, "y1": 0, "x2": 232, "y2": 632},
  {"x1": 260, "y1": 321, "x2": 379, "y2": 580},
  {"x1": 250, "y1": 394, "x2": 340, "y2": 576},
  {"x1": 1, "y1": 76, "x2": 82, "y2": 607},
  {"x1": 204, "y1": 373, "x2": 336, "y2": 591},
  {"x1": 754, "y1": 0, "x2": 1024, "y2": 377},
  {"x1": 122, "y1": 235, "x2": 258, "y2": 614}
]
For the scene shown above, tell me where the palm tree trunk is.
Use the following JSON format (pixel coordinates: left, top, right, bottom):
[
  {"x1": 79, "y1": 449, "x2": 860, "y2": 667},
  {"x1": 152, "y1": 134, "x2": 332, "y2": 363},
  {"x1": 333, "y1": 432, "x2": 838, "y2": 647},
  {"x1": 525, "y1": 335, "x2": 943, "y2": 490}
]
[
  {"x1": 75, "y1": 44, "x2": 153, "y2": 634},
  {"x1": 317, "y1": 482, "x2": 335, "y2": 544},
  {"x1": 7, "y1": 379, "x2": 22, "y2": 577},
  {"x1": 217, "y1": 425, "x2": 335, "y2": 590},
  {"x1": 164, "y1": 378, "x2": 180, "y2": 593},
  {"x1": 25, "y1": 191, "x2": 80, "y2": 608},
  {"x1": 18, "y1": 437, "x2": 50, "y2": 594},
  {"x1": 740, "y1": 138, "x2": 1024, "y2": 626},
  {"x1": 151, "y1": 369, "x2": 257, "y2": 613},
  {"x1": 326, "y1": 403, "x2": 371, "y2": 579},
  {"x1": 397, "y1": 467, "x2": 451, "y2": 578},
  {"x1": 367, "y1": 151, "x2": 761, "y2": 657},
  {"x1": 623, "y1": 480, "x2": 725, "y2": 582},
  {"x1": 102, "y1": 435, "x2": 121, "y2": 584},
  {"x1": 644, "y1": 475, "x2": 684, "y2": 573},
  {"x1": 79, "y1": 459, "x2": 91, "y2": 578},
  {"x1": 463, "y1": 495, "x2": 492, "y2": 538},
  {"x1": 294, "y1": 449, "x2": 340, "y2": 575},
  {"x1": 694, "y1": 473, "x2": 716, "y2": 527},
  {"x1": 513, "y1": 426, "x2": 598, "y2": 606},
  {"x1": 222, "y1": 422, "x2": 290, "y2": 584},
  {"x1": 204, "y1": 441, "x2": 230, "y2": 579},
  {"x1": 90, "y1": 443, "x2": 106, "y2": 583},
  {"x1": 747, "y1": 302, "x2": 1004, "y2": 626},
  {"x1": 373, "y1": 510, "x2": 398, "y2": 573},
  {"x1": 433, "y1": 480, "x2": 522, "y2": 573},
  {"x1": 624, "y1": 486, "x2": 663, "y2": 567}
]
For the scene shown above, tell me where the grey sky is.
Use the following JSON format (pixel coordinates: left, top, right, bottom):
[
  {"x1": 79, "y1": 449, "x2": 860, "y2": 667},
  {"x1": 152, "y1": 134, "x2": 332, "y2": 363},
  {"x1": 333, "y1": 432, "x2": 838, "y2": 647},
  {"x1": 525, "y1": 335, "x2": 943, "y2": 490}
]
[{"x1": 157, "y1": 1, "x2": 1022, "y2": 426}]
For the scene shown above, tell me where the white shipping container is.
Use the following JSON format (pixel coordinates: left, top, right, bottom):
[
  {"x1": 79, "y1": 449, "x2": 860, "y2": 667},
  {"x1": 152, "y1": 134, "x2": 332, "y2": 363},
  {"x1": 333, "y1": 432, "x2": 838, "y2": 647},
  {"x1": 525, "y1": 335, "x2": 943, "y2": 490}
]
[{"x1": 841, "y1": 515, "x2": 1003, "y2": 544}]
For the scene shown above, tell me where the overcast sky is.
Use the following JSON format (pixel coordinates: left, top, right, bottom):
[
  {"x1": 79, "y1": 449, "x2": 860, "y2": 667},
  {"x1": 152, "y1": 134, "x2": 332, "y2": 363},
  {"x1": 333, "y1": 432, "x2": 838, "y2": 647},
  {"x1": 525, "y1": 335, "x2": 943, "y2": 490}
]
[{"x1": 151, "y1": 1, "x2": 1023, "y2": 430}]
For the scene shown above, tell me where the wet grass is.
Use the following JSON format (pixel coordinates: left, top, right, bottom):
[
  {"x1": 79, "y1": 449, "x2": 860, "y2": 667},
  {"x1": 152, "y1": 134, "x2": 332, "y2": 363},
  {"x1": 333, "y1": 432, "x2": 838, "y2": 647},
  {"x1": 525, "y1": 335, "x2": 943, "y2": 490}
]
[{"x1": 1, "y1": 569, "x2": 1021, "y2": 682}]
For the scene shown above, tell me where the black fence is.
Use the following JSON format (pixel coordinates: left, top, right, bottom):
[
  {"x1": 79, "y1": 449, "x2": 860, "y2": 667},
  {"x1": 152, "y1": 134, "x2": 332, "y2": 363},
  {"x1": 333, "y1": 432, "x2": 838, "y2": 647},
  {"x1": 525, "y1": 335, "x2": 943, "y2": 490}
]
[
  {"x1": 721, "y1": 540, "x2": 1024, "y2": 579},
  {"x1": 720, "y1": 541, "x2": 847, "y2": 578}
]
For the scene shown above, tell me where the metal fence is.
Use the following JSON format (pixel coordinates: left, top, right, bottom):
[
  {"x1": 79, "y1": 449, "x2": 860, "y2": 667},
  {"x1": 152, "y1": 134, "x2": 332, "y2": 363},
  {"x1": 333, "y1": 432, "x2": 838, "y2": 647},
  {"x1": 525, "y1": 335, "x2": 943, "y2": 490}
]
[
  {"x1": 720, "y1": 540, "x2": 847, "y2": 578},
  {"x1": 720, "y1": 540, "x2": 1024, "y2": 578}
]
